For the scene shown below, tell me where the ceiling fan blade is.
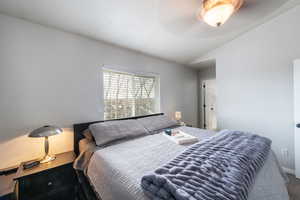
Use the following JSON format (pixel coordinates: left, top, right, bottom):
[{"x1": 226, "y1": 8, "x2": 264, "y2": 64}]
[{"x1": 239, "y1": 0, "x2": 259, "y2": 10}]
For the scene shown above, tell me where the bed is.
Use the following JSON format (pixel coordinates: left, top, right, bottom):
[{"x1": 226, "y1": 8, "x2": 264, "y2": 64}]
[{"x1": 73, "y1": 113, "x2": 289, "y2": 200}]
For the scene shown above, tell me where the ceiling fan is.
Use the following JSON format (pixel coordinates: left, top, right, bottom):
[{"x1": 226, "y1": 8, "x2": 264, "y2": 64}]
[
  {"x1": 157, "y1": 0, "x2": 276, "y2": 38},
  {"x1": 199, "y1": 0, "x2": 244, "y2": 27}
]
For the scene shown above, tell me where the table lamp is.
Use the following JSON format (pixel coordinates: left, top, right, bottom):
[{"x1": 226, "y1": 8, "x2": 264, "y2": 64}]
[
  {"x1": 175, "y1": 111, "x2": 186, "y2": 126},
  {"x1": 29, "y1": 125, "x2": 63, "y2": 163},
  {"x1": 175, "y1": 111, "x2": 182, "y2": 122}
]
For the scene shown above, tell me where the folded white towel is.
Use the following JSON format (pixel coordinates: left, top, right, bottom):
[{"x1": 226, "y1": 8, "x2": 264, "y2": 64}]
[{"x1": 163, "y1": 130, "x2": 199, "y2": 145}]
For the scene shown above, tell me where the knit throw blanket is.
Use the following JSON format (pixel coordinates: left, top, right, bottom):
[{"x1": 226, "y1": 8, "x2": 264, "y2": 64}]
[{"x1": 141, "y1": 130, "x2": 271, "y2": 200}]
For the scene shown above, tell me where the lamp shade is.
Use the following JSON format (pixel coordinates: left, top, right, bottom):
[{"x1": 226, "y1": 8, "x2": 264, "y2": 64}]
[
  {"x1": 175, "y1": 111, "x2": 182, "y2": 121},
  {"x1": 29, "y1": 125, "x2": 63, "y2": 138}
]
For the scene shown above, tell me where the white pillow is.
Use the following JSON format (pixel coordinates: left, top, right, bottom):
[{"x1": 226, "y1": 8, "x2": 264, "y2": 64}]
[{"x1": 89, "y1": 119, "x2": 148, "y2": 146}]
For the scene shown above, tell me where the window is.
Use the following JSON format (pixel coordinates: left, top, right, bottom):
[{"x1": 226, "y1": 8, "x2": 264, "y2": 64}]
[{"x1": 103, "y1": 69, "x2": 158, "y2": 120}]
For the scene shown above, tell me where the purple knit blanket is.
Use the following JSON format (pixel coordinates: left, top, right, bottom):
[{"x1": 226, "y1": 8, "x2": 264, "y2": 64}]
[{"x1": 141, "y1": 130, "x2": 271, "y2": 200}]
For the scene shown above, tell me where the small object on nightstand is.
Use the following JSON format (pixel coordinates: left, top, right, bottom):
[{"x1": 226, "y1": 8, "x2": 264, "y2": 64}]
[
  {"x1": 0, "y1": 166, "x2": 18, "y2": 176},
  {"x1": 14, "y1": 151, "x2": 78, "y2": 200},
  {"x1": 22, "y1": 161, "x2": 40, "y2": 170}
]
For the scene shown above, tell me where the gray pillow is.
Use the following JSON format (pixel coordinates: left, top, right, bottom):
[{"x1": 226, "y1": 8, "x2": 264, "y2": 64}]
[
  {"x1": 137, "y1": 115, "x2": 179, "y2": 133},
  {"x1": 89, "y1": 119, "x2": 148, "y2": 146}
]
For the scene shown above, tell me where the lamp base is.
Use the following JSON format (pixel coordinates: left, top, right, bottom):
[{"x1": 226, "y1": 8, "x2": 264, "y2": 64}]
[
  {"x1": 179, "y1": 121, "x2": 186, "y2": 126},
  {"x1": 40, "y1": 155, "x2": 56, "y2": 163}
]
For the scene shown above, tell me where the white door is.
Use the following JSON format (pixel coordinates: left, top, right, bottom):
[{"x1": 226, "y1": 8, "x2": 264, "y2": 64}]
[
  {"x1": 202, "y1": 80, "x2": 217, "y2": 130},
  {"x1": 294, "y1": 60, "x2": 300, "y2": 178}
]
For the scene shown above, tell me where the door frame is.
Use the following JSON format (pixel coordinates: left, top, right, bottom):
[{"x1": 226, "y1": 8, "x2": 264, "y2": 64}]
[
  {"x1": 294, "y1": 59, "x2": 300, "y2": 178},
  {"x1": 201, "y1": 79, "x2": 217, "y2": 130}
]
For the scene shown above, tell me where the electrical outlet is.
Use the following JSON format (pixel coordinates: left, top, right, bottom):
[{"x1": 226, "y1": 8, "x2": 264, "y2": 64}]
[{"x1": 281, "y1": 148, "x2": 289, "y2": 165}]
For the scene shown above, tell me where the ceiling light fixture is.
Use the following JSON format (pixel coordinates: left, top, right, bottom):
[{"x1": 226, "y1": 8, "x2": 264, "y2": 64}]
[{"x1": 200, "y1": 0, "x2": 243, "y2": 27}]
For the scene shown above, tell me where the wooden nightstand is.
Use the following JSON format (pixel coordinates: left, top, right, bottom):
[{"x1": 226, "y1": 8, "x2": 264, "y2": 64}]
[
  {"x1": 0, "y1": 166, "x2": 18, "y2": 200},
  {"x1": 14, "y1": 151, "x2": 78, "y2": 200}
]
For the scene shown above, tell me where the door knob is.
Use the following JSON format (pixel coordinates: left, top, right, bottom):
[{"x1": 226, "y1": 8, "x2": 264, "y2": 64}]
[{"x1": 296, "y1": 123, "x2": 300, "y2": 128}]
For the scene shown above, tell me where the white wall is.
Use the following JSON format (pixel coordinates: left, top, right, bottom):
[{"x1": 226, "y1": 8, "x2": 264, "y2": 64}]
[
  {"x1": 0, "y1": 14, "x2": 198, "y2": 169},
  {"x1": 195, "y1": 5, "x2": 300, "y2": 170}
]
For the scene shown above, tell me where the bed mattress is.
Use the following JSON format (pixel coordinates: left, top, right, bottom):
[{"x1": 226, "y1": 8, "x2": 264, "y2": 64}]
[{"x1": 86, "y1": 126, "x2": 289, "y2": 200}]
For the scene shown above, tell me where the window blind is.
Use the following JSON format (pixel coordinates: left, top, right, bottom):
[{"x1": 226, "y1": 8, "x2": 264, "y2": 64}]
[{"x1": 103, "y1": 69, "x2": 157, "y2": 120}]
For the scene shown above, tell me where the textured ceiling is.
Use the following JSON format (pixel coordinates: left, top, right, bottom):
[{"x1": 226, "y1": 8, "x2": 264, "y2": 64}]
[{"x1": 0, "y1": 0, "x2": 298, "y2": 65}]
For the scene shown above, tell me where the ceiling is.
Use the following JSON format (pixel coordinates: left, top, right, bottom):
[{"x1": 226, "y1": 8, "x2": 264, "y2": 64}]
[{"x1": 0, "y1": 0, "x2": 298, "y2": 65}]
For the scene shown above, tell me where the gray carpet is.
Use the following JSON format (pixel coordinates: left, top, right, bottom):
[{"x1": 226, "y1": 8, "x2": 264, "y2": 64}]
[{"x1": 287, "y1": 174, "x2": 300, "y2": 200}]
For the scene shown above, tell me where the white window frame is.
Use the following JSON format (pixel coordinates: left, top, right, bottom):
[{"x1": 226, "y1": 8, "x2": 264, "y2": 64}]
[{"x1": 102, "y1": 66, "x2": 160, "y2": 119}]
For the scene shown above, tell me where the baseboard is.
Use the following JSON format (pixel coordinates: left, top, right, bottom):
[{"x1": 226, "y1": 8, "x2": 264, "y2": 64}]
[{"x1": 282, "y1": 167, "x2": 295, "y2": 175}]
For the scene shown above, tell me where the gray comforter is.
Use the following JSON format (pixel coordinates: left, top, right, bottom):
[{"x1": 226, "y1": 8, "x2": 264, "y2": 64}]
[
  {"x1": 141, "y1": 131, "x2": 271, "y2": 200},
  {"x1": 85, "y1": 127, "x2": 289, "y2": 200}
]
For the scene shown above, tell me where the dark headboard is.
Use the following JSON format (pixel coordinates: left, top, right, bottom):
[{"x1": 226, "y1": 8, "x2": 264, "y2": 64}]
[{"x1": 73, "y1": 113, "x2": 164, "y2": 156}]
